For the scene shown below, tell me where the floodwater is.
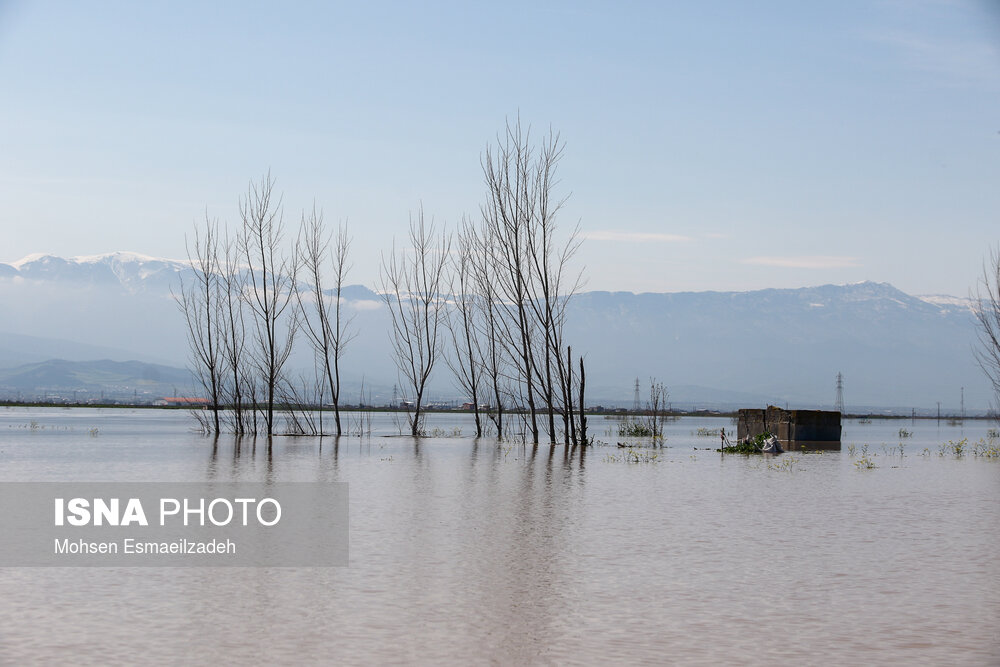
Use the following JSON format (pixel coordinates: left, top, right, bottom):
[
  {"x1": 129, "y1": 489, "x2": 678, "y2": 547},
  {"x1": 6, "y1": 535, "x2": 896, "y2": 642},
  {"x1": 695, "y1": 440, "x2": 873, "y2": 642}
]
[{"x1": 0, "y1": 406, "x2": 998, "y2": 665}]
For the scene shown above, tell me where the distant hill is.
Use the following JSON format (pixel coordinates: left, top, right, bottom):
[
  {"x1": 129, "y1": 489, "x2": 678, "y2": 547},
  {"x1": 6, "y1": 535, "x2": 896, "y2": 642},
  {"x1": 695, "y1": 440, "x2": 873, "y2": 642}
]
[
  {"x1": 569, "y1": 282, "x2": 983, "y2": 411},
  {"x1": 0, "y1": 359, "x2": 195, "y2": 400},
  {"x1": 0, "y1": 331, "x2": 165, "y2": 368},
  {"x1": 0, "y1": 252, "x2": 991, "y2": 411}
]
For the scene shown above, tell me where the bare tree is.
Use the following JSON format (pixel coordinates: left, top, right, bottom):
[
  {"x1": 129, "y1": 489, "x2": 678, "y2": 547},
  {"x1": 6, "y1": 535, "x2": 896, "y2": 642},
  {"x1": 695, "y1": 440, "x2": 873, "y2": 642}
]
[
  {"x1": 295, "y1": 205, "x2": 355, "y2": 435},
  {"x1": 468, "y1": 224, "x2": 509, "y2": 439},
  {"x1": 974, "y1": 246, "x2": 1000, "y2": 415},
  {"x1": 446, "y1": 217, "x2": 485, "y2": 437},
  {"x1": 522, "y1": 128, "x2": 582, "y2": 444},
  {"x1": 379, "y1": 206, "x2": 451, "y2": 436},
  {"x1": 644, "y1": 378, "x2": 669, "y2": 440},
  {"x1": 176, "y1": 214, "x2": 223, "y2": 433},
  {"x1": 218, "y1": 226, "x2": 251, "y2": 434},
  {"x1": 238, "y1": 172, "x2": 298, "y2": 437},
  {"x1": 481, "y1": 121, "x2": 541, "y2": 442},
  {"x1": 565, "y1": 345, "x2": 576, "y2": 445},
  {"x1": 578, "y1": 354, "x2": 588, "y2": 445}
]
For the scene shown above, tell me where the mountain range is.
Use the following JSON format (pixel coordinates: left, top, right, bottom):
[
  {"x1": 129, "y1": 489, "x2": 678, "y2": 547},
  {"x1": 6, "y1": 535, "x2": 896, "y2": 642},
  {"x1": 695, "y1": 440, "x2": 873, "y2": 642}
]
[
  {"x1": 0, "y1": 252, "x2": 989, "y2": 412},
  {"x1": 0, "y1": 359, "x2": 192, "y2": 399}
]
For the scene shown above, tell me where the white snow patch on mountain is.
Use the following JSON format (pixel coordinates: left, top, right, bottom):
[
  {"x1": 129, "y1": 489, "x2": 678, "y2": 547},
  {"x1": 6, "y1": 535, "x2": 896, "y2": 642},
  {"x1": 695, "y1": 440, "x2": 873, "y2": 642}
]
[{"x1": 917, "y1": 294, "x2": 973, "y2": 310}]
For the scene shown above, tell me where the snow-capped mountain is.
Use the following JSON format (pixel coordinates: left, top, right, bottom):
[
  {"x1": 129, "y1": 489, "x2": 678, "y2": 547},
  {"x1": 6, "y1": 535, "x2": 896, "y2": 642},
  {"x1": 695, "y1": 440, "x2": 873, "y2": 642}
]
[
  {"x1": 916, "y1": 293, "x2": 975, "y2": 312},
  {"x1": 568, "y1": 281, "x2": 984, "y2": 410},
  {"x1": 0, "y1": 252, "x2": 990, "y2": 410},
  {"x1": 2, "y1": 252, "x2": 191, "y2": 293}
]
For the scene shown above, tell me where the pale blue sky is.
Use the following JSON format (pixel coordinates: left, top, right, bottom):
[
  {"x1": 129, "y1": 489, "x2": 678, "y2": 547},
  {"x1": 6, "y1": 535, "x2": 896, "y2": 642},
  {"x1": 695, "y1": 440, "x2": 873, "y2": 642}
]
[{"x1": 1, "y1": 0, "x2": 998, "y2": 295}]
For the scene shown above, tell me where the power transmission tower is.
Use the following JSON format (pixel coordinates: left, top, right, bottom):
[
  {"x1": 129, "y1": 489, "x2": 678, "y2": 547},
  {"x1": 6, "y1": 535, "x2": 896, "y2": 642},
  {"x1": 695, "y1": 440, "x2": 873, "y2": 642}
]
[
  {"x1": 835, "y1": 372, "x2": 844, "y2": 414},
  {"x1": 961, "y1": 387, "x2": 965, "y2": 420},
  {"x1": 633, "y1": 377, "x2": 641, "y2": 412}
]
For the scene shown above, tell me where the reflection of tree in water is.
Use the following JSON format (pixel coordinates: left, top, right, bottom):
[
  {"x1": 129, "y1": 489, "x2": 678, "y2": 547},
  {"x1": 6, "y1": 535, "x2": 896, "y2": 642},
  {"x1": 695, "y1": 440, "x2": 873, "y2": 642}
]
[
  {"x1": 203, "y1": 433, "x2": 282, "y2": 482},
  {"x1": 448, "y1": 441, "x2": 587, "y2": 659}
]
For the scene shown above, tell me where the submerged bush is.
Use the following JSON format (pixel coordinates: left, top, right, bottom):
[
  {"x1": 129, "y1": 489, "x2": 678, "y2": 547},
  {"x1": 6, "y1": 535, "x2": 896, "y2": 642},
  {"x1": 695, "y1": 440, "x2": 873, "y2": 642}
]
[
  {"x1": 854, "y1": 455, "x2": 877, "y2": 470},
  {"x1": 768, "y1": 455, "x2": 798, "y2": 472},
  {"x1": 426, "y1": 426, "x2": 463, "y2": 438},
  {"x1": 604, "y1": 447, "x2": 660, "y2": 464},
  {"x1": 972, "y1": 438, "x2": 1000, "y2": 459},
  {"x1": 719, "y1": 432, "x2": 771, "y2": 455},
  {"x1": 617, "y1": 420, "x2": 654, "y2": 437}
]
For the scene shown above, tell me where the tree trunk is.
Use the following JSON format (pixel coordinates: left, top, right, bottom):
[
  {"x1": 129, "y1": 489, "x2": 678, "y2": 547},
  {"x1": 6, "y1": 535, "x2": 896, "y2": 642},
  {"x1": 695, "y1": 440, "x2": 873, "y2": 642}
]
[{"x1": 578, "y1": 355, "x2": 587, "y2": 446}]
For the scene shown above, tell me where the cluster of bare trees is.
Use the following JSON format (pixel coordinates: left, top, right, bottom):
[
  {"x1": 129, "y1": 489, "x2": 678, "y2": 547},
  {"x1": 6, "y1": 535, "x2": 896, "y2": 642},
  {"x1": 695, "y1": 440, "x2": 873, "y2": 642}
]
[
  {"x1": 180, "y1": 120, "x2": 590, "y2": 445},
  {"x1": 177, "y1": 172, "x2": 354, "y2": 437},
  {"x1": 469, "y1": 120, "x2": 589, "y2": 444},
  {"x1": 382, "y1": 120, "x2": 589, "y2": 444}
]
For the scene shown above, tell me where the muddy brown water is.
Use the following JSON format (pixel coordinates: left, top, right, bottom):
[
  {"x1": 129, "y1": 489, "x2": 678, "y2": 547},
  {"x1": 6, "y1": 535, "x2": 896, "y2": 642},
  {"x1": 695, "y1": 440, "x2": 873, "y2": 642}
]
[{"x1": 1, "y1": 407, "x2": 997, "y2": 665}]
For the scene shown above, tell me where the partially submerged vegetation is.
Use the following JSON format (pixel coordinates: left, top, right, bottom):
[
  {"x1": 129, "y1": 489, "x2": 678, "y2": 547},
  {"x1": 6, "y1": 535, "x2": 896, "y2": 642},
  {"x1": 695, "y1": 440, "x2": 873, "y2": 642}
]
[
  {"x1": 846, "y1": 434, "x2": 1000, "y2": 468},
  {"x1": 973, "y1": 437, "x2": 1000, "y2": 459},
  {"x1": 718, "y1": 432, "x2": 771, "y2": 455},
  {"x1": 854, "y1": 454, "x2": 877, "y2": 470},
  {"x1": 849, "y1": 443, "x2": 877, "y2": 469},
  {"x1": 767, "y1": 455, "x2": 798, "y2": 472},
  {"x1": 616, "y1": 421, "x2": 655, "y2": 437},
  {"x1": 941, "y1": 439, "x2": 966, "y2": 456},
  {"x1": 608, "y1": 378, "x2": 670, "y2": 442},
  {"x1": 929, "y1": 437, "x2": 998, "y2": 458},
  {"x1": 604, "y1": 446, "x2": 661, "y2": 464}
]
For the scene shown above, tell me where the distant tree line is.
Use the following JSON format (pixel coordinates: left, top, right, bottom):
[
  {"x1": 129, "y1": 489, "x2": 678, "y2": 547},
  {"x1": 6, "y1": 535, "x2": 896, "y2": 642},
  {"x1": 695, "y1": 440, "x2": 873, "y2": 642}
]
[{"x1": 177, "y1": 119, "x2": 590, "y2": 445}]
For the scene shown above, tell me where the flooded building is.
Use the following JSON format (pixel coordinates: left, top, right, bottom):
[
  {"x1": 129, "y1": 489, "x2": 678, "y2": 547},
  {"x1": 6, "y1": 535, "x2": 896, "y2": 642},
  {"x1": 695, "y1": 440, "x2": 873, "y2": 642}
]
[{"x1": 737, "y1": 406, "x2": 841, "y2": 450}]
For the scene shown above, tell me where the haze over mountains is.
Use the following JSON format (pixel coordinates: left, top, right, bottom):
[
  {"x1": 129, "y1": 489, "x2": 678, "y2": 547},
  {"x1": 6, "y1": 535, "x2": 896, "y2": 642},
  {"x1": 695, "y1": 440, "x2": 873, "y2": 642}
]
[{"x1": 0, "y1": 252, "x2": 989, "y2": 412}]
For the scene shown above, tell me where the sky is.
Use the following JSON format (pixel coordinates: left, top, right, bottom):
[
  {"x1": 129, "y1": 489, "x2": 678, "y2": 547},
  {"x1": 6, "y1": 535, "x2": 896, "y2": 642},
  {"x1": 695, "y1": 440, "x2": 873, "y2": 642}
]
[{"x1": 0, "y1": 0, "x2": 998, "y2": 296}]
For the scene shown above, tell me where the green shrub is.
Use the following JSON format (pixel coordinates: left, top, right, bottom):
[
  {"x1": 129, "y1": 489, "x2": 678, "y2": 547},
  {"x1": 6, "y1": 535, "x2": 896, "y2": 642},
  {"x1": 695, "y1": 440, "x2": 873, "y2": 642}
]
[{"x1": 719, "y1": 432, "x2": 770, "y2": 455}]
